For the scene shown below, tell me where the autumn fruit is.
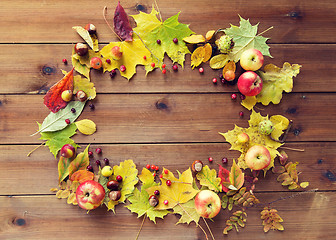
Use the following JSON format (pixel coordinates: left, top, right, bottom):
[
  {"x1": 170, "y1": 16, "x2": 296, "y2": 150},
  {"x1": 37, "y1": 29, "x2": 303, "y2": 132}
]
[
  {"x1": 61, "y1": 90, "x2": 73, "y2": 102},
  {"x1": 258, "y1": 119, "x2": 274, "y2": 135},
  {"x1": 245, "y1": 145, "x2": 271, "y2": 170},
  {"x1": 239, "y1": 48, "x2": 264, "y2": 71},
  {"x1": 101, "y1": 166, "x2": 113, "y2": 177},
  {"x1": 237, "y1": 71, "x2": 263, "y2": 96},
  {"x1": 149, "y1": 195, "x2": 159, "y2": 207},
  {"x1": 76, "y1": 180, "x2": 105, "y2": 210},
  {"x1": 108, "y1": 190, "x2": 121, "y2": 201},
  {"x1": 215, "y1": 35, "x2": 233, "y2": 54},
  {"x1": 194, "y1": 190, "x2": 221, "y2": 218},
  {"x1": 111, "y1": 46, "x2": 123, "y2": 60},
  {"x1": 90, "y1": 57, "x2": 103, "y2": 69},
  {"x1": 107, "y1": 180, "x2": 119, "y2": 190},
  {"x1": 224, "y1": 70, "x2": 235, "y2": 81},
  {"x1": 60, "y1": 144, "x2": 75, "y2": 158},
  {"x1": 84, "y1": 23, "x2": 97, "y2": 35},
  {"x1": 76, "y1": 90, "x2": 87, "y2": 102},
  {"x1": 191, "y1": 160, "x2": 203, "y2": 172},
  {"x1": 74, "y1": 43, "x2": 89, "y2": 56},
  {"x1": 237, "y1": 132, "x2": 249, "y2": 143}
]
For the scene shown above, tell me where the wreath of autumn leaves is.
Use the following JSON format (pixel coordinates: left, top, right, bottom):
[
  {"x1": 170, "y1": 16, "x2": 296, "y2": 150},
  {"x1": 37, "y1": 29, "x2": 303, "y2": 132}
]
[{"x1": 29, "y1": 1, "x2": 309, "y2": 238}]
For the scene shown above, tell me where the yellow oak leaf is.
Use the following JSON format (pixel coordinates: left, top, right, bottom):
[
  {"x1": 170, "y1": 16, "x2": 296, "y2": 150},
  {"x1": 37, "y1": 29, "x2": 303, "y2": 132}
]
[{"x1": 75, "y1": 119, "x2": 96, "y2": 135}]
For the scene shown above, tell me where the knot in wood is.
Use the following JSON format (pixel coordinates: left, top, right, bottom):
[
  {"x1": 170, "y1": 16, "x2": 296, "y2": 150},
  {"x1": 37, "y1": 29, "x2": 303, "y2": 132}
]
[
  {"x1": 155, "y1": 99, "x2": 169, "y2": 111},
  {"x1": 41, "y1": 65, "x2": 55, "y2": 75},
  {"x1": 12, "y1": 217, "x2": 26, "y2": 226},
  {"x1": 136, "y1": 4, "x2": 146, "y2": 12}
]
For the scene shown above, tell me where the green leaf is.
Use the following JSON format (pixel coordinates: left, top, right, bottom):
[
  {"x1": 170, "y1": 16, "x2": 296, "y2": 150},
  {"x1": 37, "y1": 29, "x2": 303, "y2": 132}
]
[
  {"x1": 224, "y1": 16, "x2": 272, "y2": 62},
  {"x1": 196, "y1": 165, "x2": 222, "y2": 192},
  {"x1": 173, "y1": 200, "x2": 200, "y2": 224},
  {"x1": 39, "y1": 123, "x2": 79, "y2": 159},
  {"x1": 257, "y1": 62, "x2": 301, "y2": 105},
  {"x1": 131, "y1": 6, "x2": 194, "y2": 66},
  {"x1": 58, "y1": 156, "x2": 71, "y2": 183},
  {"x1": 38, "y1": 101, "x2": 86, "y2": 134},
  {"x1": 68, "y1": 145, "x2": 90, "y2": 177}
]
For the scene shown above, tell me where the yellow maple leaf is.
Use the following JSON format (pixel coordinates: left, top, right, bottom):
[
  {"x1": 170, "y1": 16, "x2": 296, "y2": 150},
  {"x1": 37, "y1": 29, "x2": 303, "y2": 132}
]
[{"x1": 146, "y1": 168, "x2": 199, "y2": 210}]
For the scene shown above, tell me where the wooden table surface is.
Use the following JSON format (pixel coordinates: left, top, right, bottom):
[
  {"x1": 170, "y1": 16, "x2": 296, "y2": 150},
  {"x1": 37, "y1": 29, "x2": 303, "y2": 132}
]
[{"x1": 1, "y1": 0, "x2": 335, "y2": 239}]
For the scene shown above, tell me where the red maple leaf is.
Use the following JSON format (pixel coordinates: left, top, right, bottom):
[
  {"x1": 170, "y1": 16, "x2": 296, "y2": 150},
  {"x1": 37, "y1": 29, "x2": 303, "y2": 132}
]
[
  {"x1": 218, "y1": 165, "x2": 231, "y2": 192},
  {"x1": 43, "y1": 68, "x2": 74, "y2": 113}
]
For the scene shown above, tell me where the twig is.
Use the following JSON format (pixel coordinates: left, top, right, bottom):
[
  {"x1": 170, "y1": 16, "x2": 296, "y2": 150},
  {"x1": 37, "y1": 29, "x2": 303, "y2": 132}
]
[
  {"x1": 27, "y1": 142, "x2": 45, "y2": 157},
  {"x1": 280, "y1": 146, "x2": 305, "y2": 152},
  {"x1": 257, "y1": 26, "x2": 274, "y2": 36},
  {"x1": 154, "y1": 0, "x2": 163, "y2": 22},
  {"x1": 177, "y1": 203, "x2": 209, "y2": 240},
  {"x1": 135, "y1": 215, "x2": 146, "y2": 240},
  {"x1": 202, "y1": 217, "x2": 216, "y2": 240},
  {"x1": 103, "y1": 6, "x2": 123, "y2": 41}
]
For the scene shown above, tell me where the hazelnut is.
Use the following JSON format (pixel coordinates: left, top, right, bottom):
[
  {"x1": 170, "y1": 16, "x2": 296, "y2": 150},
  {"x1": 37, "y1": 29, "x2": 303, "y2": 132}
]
[
  {"x1": 74, "y1": 43, "x2": 88, "y2": 56},
  {"x1": 149, "y1": 195, "x2": 159, "y2": 207},
  {"x1": 84, "y1": 23, "x2": 97, "y2": 35},
  {"x1": 192, "y1": 160, "x2": 203, "y2": 172},
  {"x1": 108, "y1": 190, "x2": 121, "y2": 201},
  {"x1": 76, "y1": 90, "x2": 87, "y2": 102}
]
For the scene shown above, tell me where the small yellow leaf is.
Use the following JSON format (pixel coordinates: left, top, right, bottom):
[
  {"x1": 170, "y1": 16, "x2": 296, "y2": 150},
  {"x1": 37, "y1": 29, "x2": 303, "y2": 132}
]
[
  {"x1": 241, "y1": 96, "x2": 257, "y2": 110},
  {"x1": 59, "y1": 189, "x2": 70, "y2": 199},
  {"x1": 203, "y1": 43, "x2": 212, "y2": 63},
  {"x1": 209, "y1": 54, "x2": 229, "y2": 69},
  {"x1": 75, "y1": 119, "x2": 96, "y2": 135},
  {"x1": 50, "y1": 188, "x2": 58, "y2": 192},
  {"x1": 300, "y1": 182, "x2": 309, "y2": 188},
  {"x1": 205, "y1": 30, "x2": 215, "y2": 41},
  {"x1": 191, "y1": 46, "x2": 205, "y2": 69},
  {"x1": 72, "y1": 26, "x2": 94, "y2": 50},
  {"x1": 183, "y1": 34, "x2": 205, "y2": 44},
  {"x1": 67, "y1": 192, "x2": 76, "y2": 204}
]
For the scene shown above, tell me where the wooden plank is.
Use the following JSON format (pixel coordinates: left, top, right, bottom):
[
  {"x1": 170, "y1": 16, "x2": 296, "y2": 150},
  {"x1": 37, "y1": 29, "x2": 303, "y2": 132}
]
[
  {"x1": 0, "y1": 192, "x2": 334, "y2": 239},
  {"x1": 1, "y1": 0, "x2": 335, "y2": 44},
  {"x1": 1, "y1": 142, "x2": 334, "y2": 195},
  {"x1": 0, "y1": 44, "x2": 335, "y2": 94},
  {"x1": 0, "y1": 93, "x2": 335, "y2": 144}
]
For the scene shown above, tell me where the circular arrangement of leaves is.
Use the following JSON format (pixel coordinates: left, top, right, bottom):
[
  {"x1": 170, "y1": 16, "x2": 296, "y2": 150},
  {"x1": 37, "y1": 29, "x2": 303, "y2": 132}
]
[{"x1": 29, "y1": 2, "x2": 310, "y2": 239}]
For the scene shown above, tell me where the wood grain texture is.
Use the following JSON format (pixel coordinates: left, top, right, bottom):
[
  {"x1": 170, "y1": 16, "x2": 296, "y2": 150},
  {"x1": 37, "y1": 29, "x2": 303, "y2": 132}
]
[
  {"x1": 0, "y1": 44, "x2": 335, "y2": 94},
  {"x1": 1, "y1": 143, "x2": 335, "y2": 195},
  {"x1": 1, "y1": 0, "x2": 335, "y2": 43},
  {"x1": 0, "y1": 93, "x2": 335, "y2": 144},
  {"x1": 0, "y1": 192, "x2": 334, "y2": 239}
]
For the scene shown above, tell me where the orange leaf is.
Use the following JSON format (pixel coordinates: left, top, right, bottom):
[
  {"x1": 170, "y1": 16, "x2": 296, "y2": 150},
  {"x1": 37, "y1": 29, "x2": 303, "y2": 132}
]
[
  {"x1": 223, "y1": 61, "x2": 236, "y2": 74},
  {"x1": 70, "y1": 170, "x2": 94, "y2": 183},
  {"x1": 44, "y1": 68, "x2": 74, "y2": 113}
]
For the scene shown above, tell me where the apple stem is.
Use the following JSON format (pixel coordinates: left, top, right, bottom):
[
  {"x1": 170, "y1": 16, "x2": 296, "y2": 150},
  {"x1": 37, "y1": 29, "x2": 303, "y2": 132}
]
[
  {"x1": 202, "y1": 217, "x2": 216, "y2": 240},
  {"x1": 257, "y1": 26, "x2": 274, "y2": 37},
  {"x1": 177, "y1": 203, "x2": 209, "y2": 240},
  {"x1": 27, "y1": 142, "x2": 45, "y2": 157},
  {"x1": 103, "y1": 6, "x2": 123, "y2": 42},
  {"x1": 280, "y1": 146, "x2": 305, "y2": 152},
  {"x1": 135, "y1": 215, "x2": 146, "y2": 240}
]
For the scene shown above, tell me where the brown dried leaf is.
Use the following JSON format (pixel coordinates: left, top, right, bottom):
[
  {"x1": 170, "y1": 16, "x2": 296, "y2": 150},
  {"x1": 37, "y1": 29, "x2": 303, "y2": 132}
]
[
  {"x1": 67, "y1": 192, "x2": 76, "y2": 204},
  {"x1": 223, "y1": 225, "x2": 233, "y2": 234},
  {"x1": 277, "y1": 172, "x2": 291, "y2": 182},
  {"x1": 272, "y1": 166, "x2": 285, "y2": 174}
]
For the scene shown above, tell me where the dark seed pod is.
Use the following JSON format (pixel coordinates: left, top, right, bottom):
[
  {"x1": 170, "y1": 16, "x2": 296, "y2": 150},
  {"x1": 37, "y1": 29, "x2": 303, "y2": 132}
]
[{"x1": 149, "y1": 195, "x2": 159, "y2": 207}]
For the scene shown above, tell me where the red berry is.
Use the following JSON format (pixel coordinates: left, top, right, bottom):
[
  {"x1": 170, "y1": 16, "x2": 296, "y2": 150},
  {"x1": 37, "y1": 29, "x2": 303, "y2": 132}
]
[
  {"x1": 88, "y1": 151, "x2": 93, "y2": 157},
  {"x1": 155, "y1": 166, "x2": 159, "y2": 171},
  {"x1": 231, "y1": 93, "x2": 237, "y2": 100},
  {"x1": 104, "y1": 158, "x2": 109, "y2": 165},
  {"x1": 143, "y1": 55, "x2": 147, "y2": 60},
  {"x1": 212, "y1": 78, "x2": 217, "y2": 84},
  {"x1": 106, "y1": 59, "x2": 111, "y2": 64},
  {"x1": 95, "y1": 160, "x2": 101, "y2": 166},
  {"x1": 159, "y1": 174, "x2": 163, "y2": 178},
  {"x1": 166, "y1": 180, "x2": 172, "y2": 186},
  {"x1": 151, "y1": 165, "x2": 155, "y2": 170},
  {"x1": 89, "y1": 103, "x2": 95, "y2": 110},
  {"x1": 164, "y1": 169, "x2": 168, "y2": 174},
  {"x1": 162, "y1": 69, "x2": 166, "y2": 74},
  {"x1": 62, "y1": 58, "x2": 68, "y2": 64},
  {"x1": 240, "y1": 94, "x2": 246, "y2": 100},
  {"x1": 154, "y1": 190, "x2": 160, "y2": 195},
  {"x1": 172, "y1": 65, "x2": 178, "y2": 71},
  {"x1": 65, "y1": 119, "x2": 70, "y2": 124},
  {"x1": 222, "y1": 157, "x2": 228, "y2": 164},
  {"x1": 116, "y1": 175, "x2": 123, "y2": 182},
  {"x1": 239, "y1": 111, "x2": 244, "y2": 118},
  {"x1": 153, "y1": 172, "x2": 156, "y2": 177},
  {"x1": 199, "y1": 67, "x2": 204, "y2": 73},
  {"x1": 151, "y1": 62, "x2": 155, "y2": 68},
  {"x1": 71, "y1": 108, "x2": 76, "y2": 113},
  {"x1": 86, "y1": 165, "x2": 93, "y2": 172},
  {"x1": 110, "y1": 69, "x2": 117, "y2": 78},
  {"x1": 173, "y1": 38, "x2": 178, "y2": 44},
  {"x1": 208, "y1": 157, "x2": 213, "y2": 162},
  {"x1": 157, "y1": 39, "x2": 161, "y2": 44},
  {"x1": 162, "y1": 64, "x2": 166, "y2": 68},
  {"x1": 163, "y1": 200, "x2": 169, "y2": 205},
  {"x1": 120, "y1": 65, "x2": 126, "y2": 72},
  {"x1": 96, "y1": 148, "x2": 102, "y2": 154},
  {"x1": 146, "y1": 164, "x2": 150, "y2": 169}
]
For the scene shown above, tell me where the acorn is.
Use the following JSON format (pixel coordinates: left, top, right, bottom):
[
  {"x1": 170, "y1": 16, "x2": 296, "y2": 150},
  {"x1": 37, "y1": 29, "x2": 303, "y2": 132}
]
[
  {"x1": 192, "y1": 160, "x2": 203, "y2": 172},
  {"x1": 149, "y1": 195, "x2": 159, "y2": 207},
  {"x1": 84, "y1": 23, "x2": 97, "y2": 35}
]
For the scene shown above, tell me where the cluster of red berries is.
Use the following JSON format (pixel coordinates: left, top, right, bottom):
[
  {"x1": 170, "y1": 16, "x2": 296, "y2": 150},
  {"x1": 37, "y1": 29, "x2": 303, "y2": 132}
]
[
  {"x1": 87, "y1": 147, "x2": 110, "y2": 172},
  {"x1": 207, "y1": 157, "x2": 229, "y2": 164}
]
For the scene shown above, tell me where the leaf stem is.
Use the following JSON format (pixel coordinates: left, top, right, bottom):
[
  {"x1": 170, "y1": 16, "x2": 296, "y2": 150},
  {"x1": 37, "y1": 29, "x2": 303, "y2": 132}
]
[
  {"x1": 202, "y1": 217, "x2": 216, "y2": 240},
  {"x1": 154, "y1": 0, "x2": 163, "y2": 22},
  {"x1": 103, "y1": 6, "x2": 123, "y2": 42},
  {"x1": 177, "y1": 203, "x2": 209, "y2": 240},
  {"x1": 280, "y1": 146, "x2": 305, "y2": 152},
  {"x1": 135, "y1": 215, "x2": 146, "y2": 240},
  {"x1": 257, "y1": 26, "x2": 274, "y2": 37},
  {"x1": 27, "y1": 142, "x2": 45, "y2": 157}
]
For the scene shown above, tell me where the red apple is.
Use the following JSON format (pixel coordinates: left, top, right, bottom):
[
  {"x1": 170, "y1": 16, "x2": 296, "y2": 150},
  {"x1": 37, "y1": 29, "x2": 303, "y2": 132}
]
[
  {"x1": 60, "y1": 144, "x2": 75, "y2": 158},
  {"x1": 245, "y1": 145, "x2": 271, "y2": 170},
  {"x1": 76, "y1": 180, "x2": 105, "y2": 210},
  {"x1": 237, "y1": 132, "x2": 249, "y2": 143},
  {"x1": 237, "y1": 71, "x2": 263, "y2": 96},
  {"x1": 111, "y1": 46, "x2": 123, "y2": 60},
  {"x1": 240, "y1": 48, "x2": 264, "y2": 71},
  {"x1": 194, "y1": 190, "x2": 221, "y2": 218}
]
